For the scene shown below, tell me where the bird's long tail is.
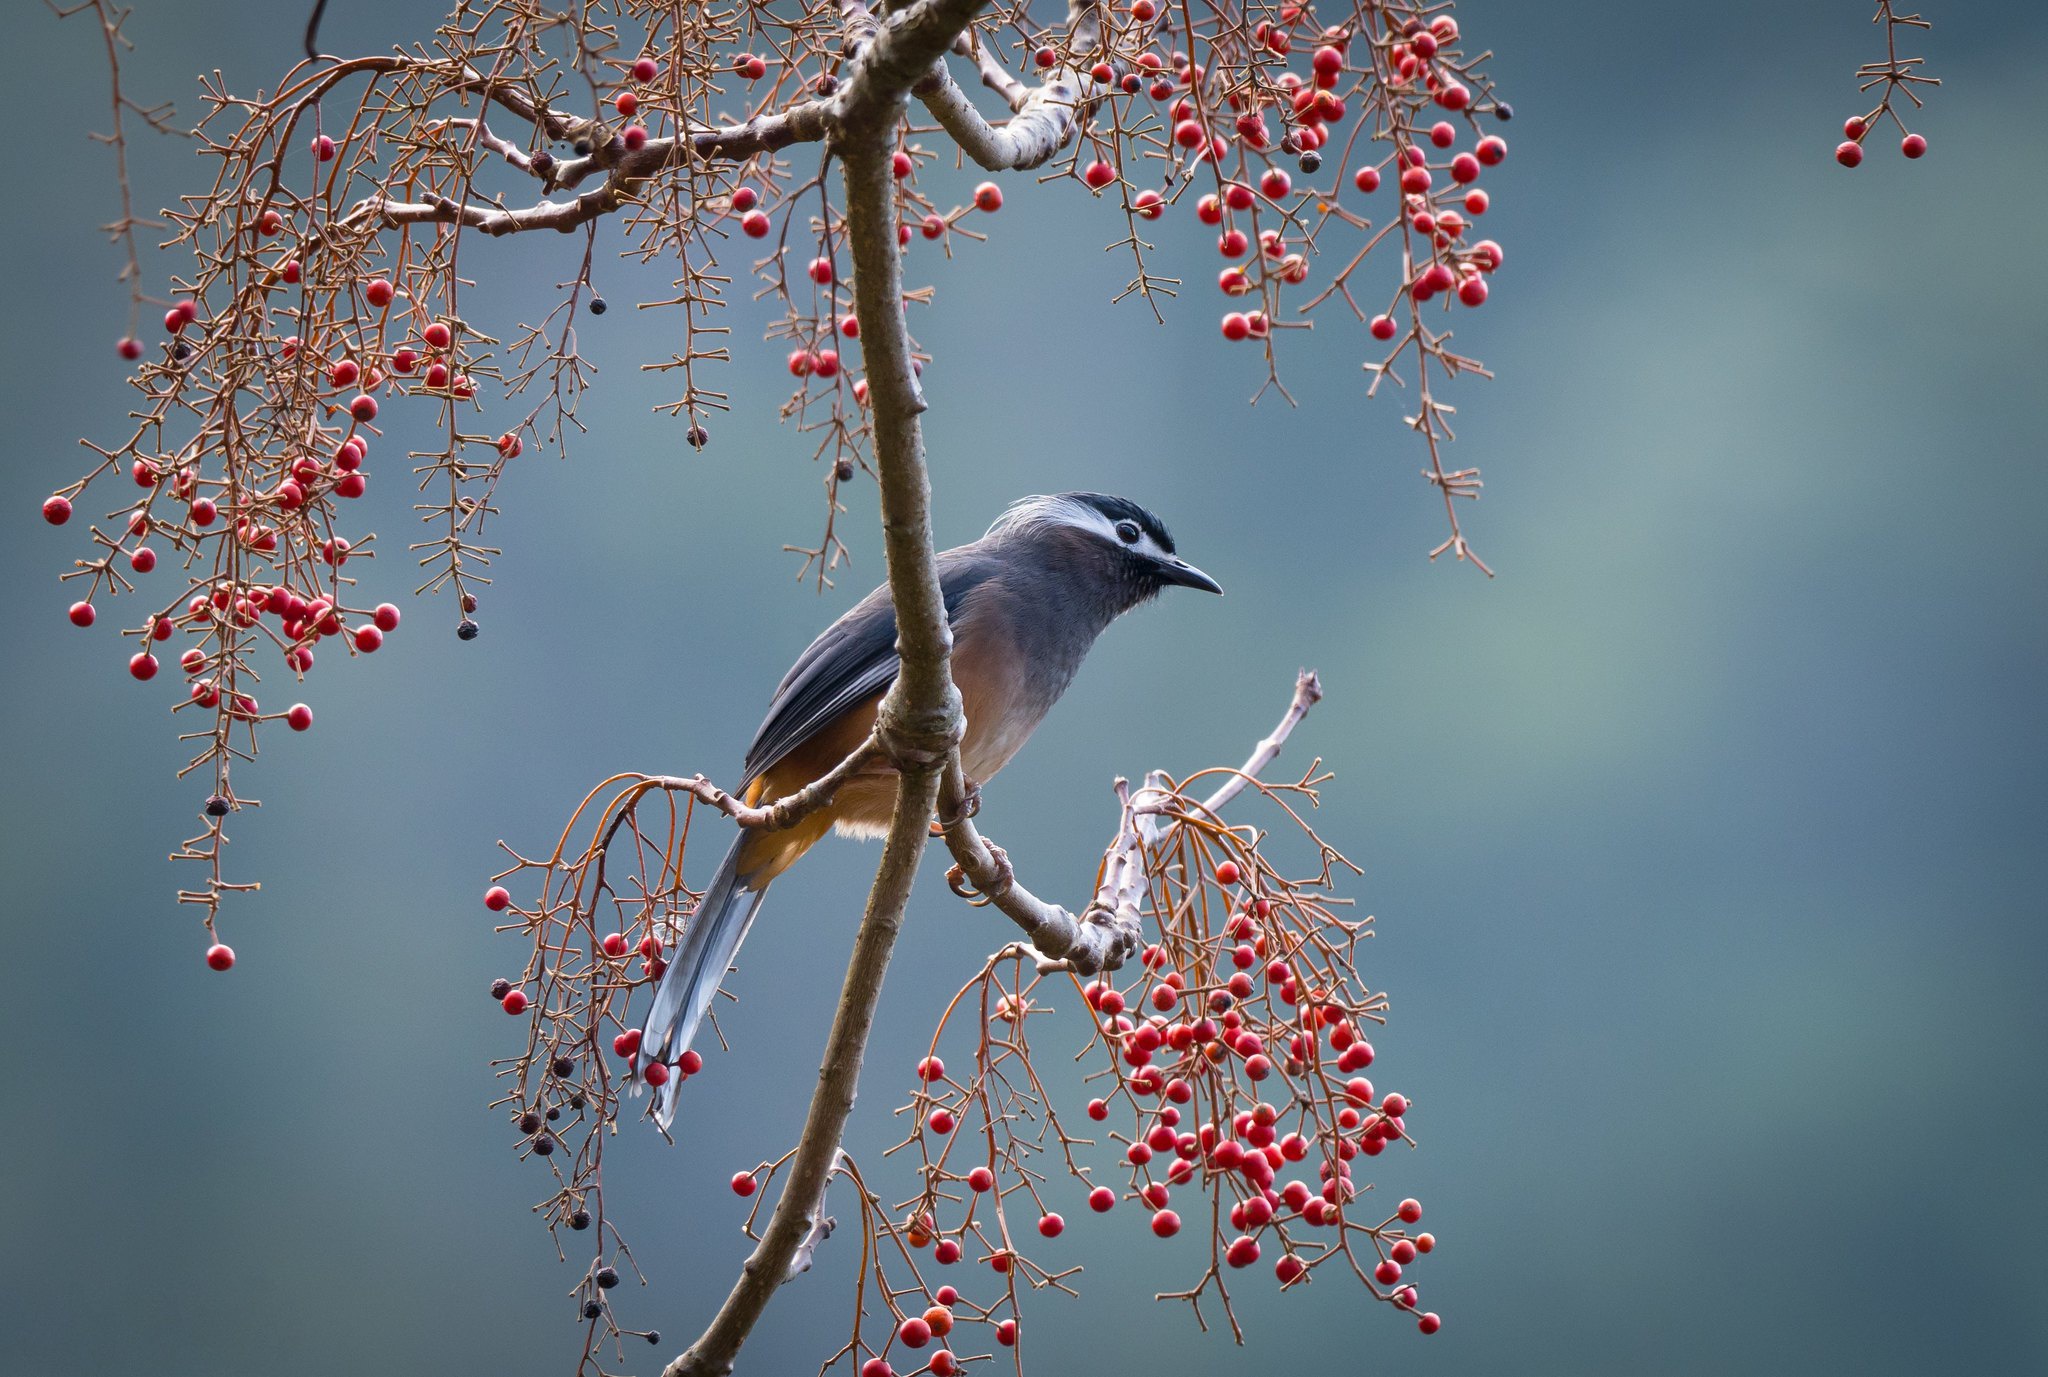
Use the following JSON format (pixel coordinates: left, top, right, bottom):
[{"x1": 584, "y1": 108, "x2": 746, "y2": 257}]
[{"x1": 640, "y1": 831, "x2": 768, "y2": 1129}]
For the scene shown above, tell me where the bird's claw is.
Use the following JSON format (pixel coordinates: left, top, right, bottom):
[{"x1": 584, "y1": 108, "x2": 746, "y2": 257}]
[
  {"x1": 946, "y1": 840, "x2": 1012, "y2": 905},
  {"x1": 930, "y1": 779, "x2": 982, "y2": 833}
]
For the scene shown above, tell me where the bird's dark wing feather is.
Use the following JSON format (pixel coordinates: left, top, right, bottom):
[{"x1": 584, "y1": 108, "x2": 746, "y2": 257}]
[{"x1": 741, "y1": 552, "x2": 993, "y2": 787}]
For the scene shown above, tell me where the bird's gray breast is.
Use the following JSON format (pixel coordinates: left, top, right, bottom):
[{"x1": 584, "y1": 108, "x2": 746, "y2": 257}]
[{"x1": 950, "y1": 547, "x2": 1124, "y2": 783}]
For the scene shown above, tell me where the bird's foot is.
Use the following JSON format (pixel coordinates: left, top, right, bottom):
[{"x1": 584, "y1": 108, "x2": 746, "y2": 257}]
[
  {"x1": 946, "y1": 840, "x2": 1012, "y2": 905},
  {"x1": 930, "y1": 778, "x2": 982, "y2": 833}
]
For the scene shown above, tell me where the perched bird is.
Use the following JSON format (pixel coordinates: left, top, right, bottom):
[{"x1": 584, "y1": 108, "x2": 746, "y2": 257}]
[{"x1": 640, "y1": 493, "x2": 1222, "y2": 1126}]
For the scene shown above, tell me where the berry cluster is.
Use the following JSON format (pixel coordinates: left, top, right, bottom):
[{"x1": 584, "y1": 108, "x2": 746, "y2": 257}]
[
  {"x1": 481, "y1": 774, "x2": 710, "y2": 1367},
  {"x1": 1834, "y1": 3, "x2": 1938, "y2": 167},
  {"x1": 745, "y1": 3, "x2": 1511, "y2": 577},
  {"x1": 847, "y1": 778, "x2": 1439, "y2": 1367}
]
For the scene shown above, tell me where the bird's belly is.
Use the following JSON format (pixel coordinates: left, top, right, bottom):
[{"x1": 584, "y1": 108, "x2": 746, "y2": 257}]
[
  {"x1": 827, "y1": 774, "x2": 903, "y2": 840},
  {"x1": 960, "y1": 705, "x2": 1038, "y2": 785}
]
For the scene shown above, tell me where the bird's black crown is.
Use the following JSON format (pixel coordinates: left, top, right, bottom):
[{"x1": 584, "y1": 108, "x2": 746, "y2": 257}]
[{"x1": 1068, "y1": 492, "x2": 1176, "y2": 554}]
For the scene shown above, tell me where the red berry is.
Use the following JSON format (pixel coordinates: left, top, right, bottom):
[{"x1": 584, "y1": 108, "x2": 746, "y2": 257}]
[
  {"x1": 973, "y1": 182, "x2": 1003, "y2": 212},
  {"x1": 613, "y1": 1029, "x2": 642, "y2": 1057},
  {"x1": 352, "y1": 624, "x2": 383, "y2": 653},
  {"x1": 349, "y1": 394, "x2": 378, "y2": 422},
  {"x1": 286, "y1": 703, "x2": 313, "y2": 731},
  {"x1": 1219, "y1": 229, "x2": 1248, "y2": 258},
  {"x1": 1132, "y1": 189, "x2": 1164, "y2": 220},
  {"x1": 43, "y1": 495, "x2": 72, "y2": 525},
  {"x1": 967, "y1": 1166, "x2": 994, "y2": 1192},
  {"x1": 1215, "y1": 860, "x2": 1241, "y2": 885},
  {"x1": 1260, "y1": 168, "x2": 1292, "y2": 199},
  {"x1": 484, "y1": 885, "x2": 512, "y2": 911},
  {"x1": 614, "y1": 91, "x2": 638, "y2": 117},
  {"x1": 1477, "y1": 135, "x2": 1508, "y2": 166},
  {"x1": 1276, "y1": 1253, "x2": 1305, "y2": 1284},
  {"x1": 205, "y1": 943, "x2": 236, "y2": 971},
  {"x1": 1416, "y1": 1232, "x2": 1435, "y2": 1253},
  {"x1": 501, "y1": 989, "x2": 530, "y2": 1014},
  {"x1": 737, "y1": 54, "x2": 767, "y2": 80},
  {"x1": 1392, "y1": 1239, "x2": 1418, "y2": 1263},
  {"x1": 1902, "y1": 133, "x2": 1927, "y2": 159},
  {"x1": 600, "y1": 932, "x2": 629, "y2": 957},
  {"x1": 1451, "y1": 152, "x2": 1481, "y2": 184},
  {"x1": 423, "y1": 321, "x2": 453, "y2": 349},
  {"x1": 1836, "y1": 140, "x2": 1864, "y2": 168},
  {"x1": 312, "y1": 135, "x2": 336, "y2": 161},
  {"x1": 1370, "y1": 315, "x2": 1398, "y2": 341},
  {"x1": 1398, "y1": 1197, "x2": 1422, "y2": 1222},
  {"x1": 1174, "y1": 119, "x2": 1205, "y2": 148},
  {"x1": 1383, "y1": 1093, "x2": 1409, "y2": 1117},
  {"x1": 118, "y1": 337, "x2": 143, "y2": 361},
  {"x1": 633, "y1": 57, "x2": 659, "y2": 82},
  {"x1": 1457, "y1": 276, "x2": 1488, "y2": 307},
  {"x1": 897, "y1": 1317, "x2": 931, "y2": 1349},
  {"x1": 639, "y1": 1058, "x2": 670, "y2": 1086},
  {"x1": 1088, "y1": 1185, "x2": 1116, "y2": 1213},
  {"x1": 1375, "y1": 1258, "x2": 1403, "y2": 1284},
  {"x1": 1038, "y1": 1212, "x2": 1064, "y2": 1238},
  {"x1": 731, "y1": 186, "x2": 759, "y2": 212},
  {"x1": 365, "y1": 277, "x2": 395, "y2": 308},
  {"x1": 68, "y1": 601, "x2": 95, "y2": 628},
  {"x1": 129, "y1": 652, "x2": 158, "y2": 681},
  {"x1": 1151, "y1": 1209, "x2": 1181, "y2": 1238},
  {"x1": 741, "y1": 210, "x2": 771, "y2": 238},
  {"x1": 927, "y1": 1108, "x2": 956, "y2": 1135},
  {"x1": 622, "y1": 124, "x2": 648, "y2": 151},
  {"x1": 1220, "y1": 312, "x2": 1251, "y2": 342},
  {"x1": 808, "y1": 257, "x2": 835, "y2": 285},
  {"x1": 1418, "y1": 1312, "x2": 1442, "y2": 1335}
]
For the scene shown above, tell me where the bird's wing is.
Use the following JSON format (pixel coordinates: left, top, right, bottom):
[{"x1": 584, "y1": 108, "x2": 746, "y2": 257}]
[{"x1": 741, "y1": 553, "x2": 992, "y2": 788}]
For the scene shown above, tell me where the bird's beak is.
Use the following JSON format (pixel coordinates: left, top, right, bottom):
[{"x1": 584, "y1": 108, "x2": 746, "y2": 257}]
[{"x1": 1158, "y1": 557, "x2": 1224, "y2": 595}]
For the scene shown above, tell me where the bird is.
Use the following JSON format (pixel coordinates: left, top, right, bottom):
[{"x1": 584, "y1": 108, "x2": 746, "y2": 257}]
[{"x1": 639, "y1": 492, "x2": 1222, "y2": 1127}]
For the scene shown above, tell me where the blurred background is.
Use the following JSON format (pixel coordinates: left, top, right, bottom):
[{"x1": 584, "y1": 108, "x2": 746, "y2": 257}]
[{"x1": 4, "y1": 2, "x2": 2044, "y2": 1374}]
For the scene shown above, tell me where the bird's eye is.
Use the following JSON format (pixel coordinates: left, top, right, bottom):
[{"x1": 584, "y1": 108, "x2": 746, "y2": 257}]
[{"x1": 1115, "y1": 520, "x2": 1142, "y2": 544}]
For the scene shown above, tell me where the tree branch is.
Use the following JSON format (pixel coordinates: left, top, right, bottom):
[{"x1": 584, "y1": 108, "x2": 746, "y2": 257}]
[
  {"x1": 917, "y1": 1, "x2": 1109, "y2": 170},
  {"x1": 663, "y1": 2, "x2": 990, "y2": 1372},
  {"x1": 938, "y1": 670, "x2": 1326, "y2": 974}
]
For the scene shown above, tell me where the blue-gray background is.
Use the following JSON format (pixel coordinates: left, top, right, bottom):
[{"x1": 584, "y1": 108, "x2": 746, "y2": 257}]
[{"x1": 4, "y1": 3, "x2": 2043, "y2": 1374}]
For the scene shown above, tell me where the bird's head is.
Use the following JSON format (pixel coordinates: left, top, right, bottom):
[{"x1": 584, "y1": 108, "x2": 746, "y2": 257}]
[{"x1": 985, "y1": 493, "x2": 1223, "y2": 609}]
